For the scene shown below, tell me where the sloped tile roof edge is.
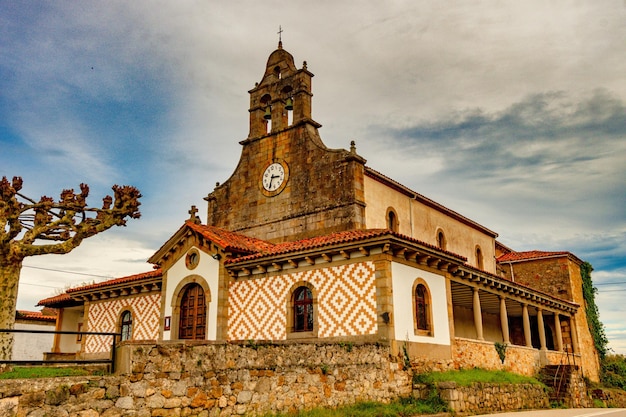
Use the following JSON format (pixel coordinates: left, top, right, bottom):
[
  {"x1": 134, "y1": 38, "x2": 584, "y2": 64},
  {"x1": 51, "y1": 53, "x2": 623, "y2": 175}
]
[
  {"x1": 225, "y1": 228, "x2": 467, "y2": 264},
  {"x1": 497, "y1": 250, "x2": 584, "y2": 265},
  {"x1": 36, "y1": 292, "x2": 77, "y2": 308},
  {"x1": 66, "y1": 268, "x2": 162, "y2": 294},
  {"x1": 185, "y1": 221, "x2": 275, "y2": 253},
  {"x1": 16, "y1": 310, "x2": 57, "y2": 322},
  {"x1": 458, "y1": 263, "x2": 580, "y2": 310},
  {"x1": 365, "y1": 167, "x2": 498, "y2": 238},
  {"x1": 148, "y1": 221, "x2": 274, "y2": 264},
  {"x1": 37, "y1": 269, "x2": 162, "y2": 307}
]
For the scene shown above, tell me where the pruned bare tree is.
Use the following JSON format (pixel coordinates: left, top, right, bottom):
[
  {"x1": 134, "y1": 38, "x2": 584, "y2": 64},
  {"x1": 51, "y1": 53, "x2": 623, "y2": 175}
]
[{"x1": 0, "y1": 176, "x2": 141, "y2": 360}]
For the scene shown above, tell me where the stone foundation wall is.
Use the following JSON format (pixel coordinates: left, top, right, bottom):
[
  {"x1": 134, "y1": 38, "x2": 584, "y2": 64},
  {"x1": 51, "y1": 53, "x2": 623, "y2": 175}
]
[
  {"x1": 122, "y1": 341, "x2": 411, "y2": 415},
  {"x1": 1, "y1": 341, "x2": 411, "y2": 416},
  {"x1": 0, "y1": 340, "x2": 594, "y2": 416},
  {"x1": 453, "y1": 338, "x2": 542, "y2": 376},
  {"x1": 414, "y1": 381, "x2": 549, "y2": 414},
  {"x1": 452, "y1": 338, "x2": 581, "y2": 377}
]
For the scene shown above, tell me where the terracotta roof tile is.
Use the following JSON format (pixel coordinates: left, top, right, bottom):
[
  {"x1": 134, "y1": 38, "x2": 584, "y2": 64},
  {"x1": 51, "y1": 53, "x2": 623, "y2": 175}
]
[
  {"x1": 185, "y1": 221, "x2": 276, "y2": 254},
  {"x1": 36, "y1": 292, "x2": 76, "y2": 308},
  {"x1": 66, "y1": 268, "x2": 162, "y2": 293},
  {"x1": 497, "y1": 250, "x2": 570, "y2": 262},
  {"x1": 226, "y1": 228, "x2": 467, "y2": 264},
  {"x1": 16, "y1": 310, "x2": 57, "y2": 322}
]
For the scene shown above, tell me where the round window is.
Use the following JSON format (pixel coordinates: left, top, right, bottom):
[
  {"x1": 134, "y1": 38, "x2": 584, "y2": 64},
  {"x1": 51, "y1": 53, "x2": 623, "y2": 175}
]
[{"x1": 185, "y1": 249, "x2": 200, "y2": 270}]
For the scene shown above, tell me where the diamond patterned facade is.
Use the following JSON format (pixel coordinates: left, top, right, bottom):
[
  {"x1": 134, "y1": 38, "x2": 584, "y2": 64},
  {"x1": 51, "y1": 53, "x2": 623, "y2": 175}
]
[
  {"x1": 84, "y1": 293, "x2": 161, "y2": 353},
  {"x1": 228, "y1": 261, "x2": 377, "y2": 340}
]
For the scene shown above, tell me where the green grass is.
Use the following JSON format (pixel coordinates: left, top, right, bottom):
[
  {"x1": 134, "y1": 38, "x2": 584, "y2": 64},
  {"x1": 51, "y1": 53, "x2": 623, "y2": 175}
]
[
  {"x1": 414, "y1": 368, "x2": 543, "y2": 387},
  {"x1": 264, "y1": 396, "x2": 447, "y2": 417},
  {"x1": 0, "y1": 366, "x2": 93, "y2": 379}
]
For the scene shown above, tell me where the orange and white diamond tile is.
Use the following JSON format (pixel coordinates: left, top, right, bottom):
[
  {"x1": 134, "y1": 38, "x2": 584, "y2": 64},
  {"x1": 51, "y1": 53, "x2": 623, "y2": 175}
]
[
  {"x1": 228, "y1": 261, "x2": 377, "y2": 340},
  {"x1": 84, "y1": 293, "x2": 161, "y2": 353}
]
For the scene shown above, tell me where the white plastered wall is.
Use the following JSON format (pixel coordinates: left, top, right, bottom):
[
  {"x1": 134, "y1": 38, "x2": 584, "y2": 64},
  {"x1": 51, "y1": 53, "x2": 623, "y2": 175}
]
[
  {"x1": 12, "y1": 322, "x2": 55, "y2": 360},
  {"x1": 391, "y1": 262, "x2": 450, "y2": 346},
  {"x1": 161, "y1": 246, "x2": 220, "y2": 341}
]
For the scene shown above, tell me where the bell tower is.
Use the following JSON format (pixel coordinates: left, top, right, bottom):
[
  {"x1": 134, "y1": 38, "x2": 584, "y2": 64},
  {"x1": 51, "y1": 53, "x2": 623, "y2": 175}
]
[
  {"x1": 247, "y1": 40, "x2": 316, "y2": 139},
  {"x1": 205, "y1": 41, "x2": 366, "y2": 243}
]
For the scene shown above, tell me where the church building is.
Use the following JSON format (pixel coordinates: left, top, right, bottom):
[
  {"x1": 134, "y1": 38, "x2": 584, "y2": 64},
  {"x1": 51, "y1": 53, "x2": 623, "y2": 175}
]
[{"x1": 37, "y1": 41, "x2": 601, "y2": 381}]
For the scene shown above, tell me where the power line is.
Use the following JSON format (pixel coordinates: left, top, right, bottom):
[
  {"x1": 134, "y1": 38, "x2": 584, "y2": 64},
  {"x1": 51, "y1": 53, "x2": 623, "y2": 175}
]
[
  {"x1": 19, "y1": 282, "x2": 63, "y2": 289},
  {"x1": 22, "y1": 265, "x2": 113, "y2": 279}
]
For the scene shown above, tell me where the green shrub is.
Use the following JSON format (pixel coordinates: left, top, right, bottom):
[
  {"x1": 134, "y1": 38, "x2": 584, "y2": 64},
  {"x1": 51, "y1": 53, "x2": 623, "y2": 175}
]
[{"x1": 601, "y1": 354, "x2": 626, "y2": 390}]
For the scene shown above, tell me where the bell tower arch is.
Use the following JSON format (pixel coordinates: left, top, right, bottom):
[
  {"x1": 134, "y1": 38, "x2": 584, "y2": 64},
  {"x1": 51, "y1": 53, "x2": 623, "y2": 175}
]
[{"x1": 248, "y1": 41, "x2": 316, "y2": 138}]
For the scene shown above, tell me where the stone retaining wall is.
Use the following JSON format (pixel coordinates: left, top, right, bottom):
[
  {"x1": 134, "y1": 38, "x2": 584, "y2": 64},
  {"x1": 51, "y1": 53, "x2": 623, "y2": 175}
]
[
  {"x1": 414, "y1": 381, "x2": 549, "y2": 415},
  {"x1": 0, "y1": 340, "x2": 593, "y2": 416},
  {"x1": 0, "y1": 341, "x2": 411, "y2": 416}
]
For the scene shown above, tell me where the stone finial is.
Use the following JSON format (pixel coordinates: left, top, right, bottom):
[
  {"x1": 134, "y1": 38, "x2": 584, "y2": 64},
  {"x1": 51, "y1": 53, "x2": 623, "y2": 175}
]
[
  {"x1": 188, "y1": 205, "x2": 201, "y2": 225},
  {"x1": 303, "y1": 61, "x2": 307, "y2": 70},
  {"x1": 350, "y1": 140, "x2": 356, "y2": 154}
]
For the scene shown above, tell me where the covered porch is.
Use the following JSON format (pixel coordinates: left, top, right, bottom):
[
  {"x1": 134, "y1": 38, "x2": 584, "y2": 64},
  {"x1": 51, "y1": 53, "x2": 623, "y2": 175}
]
[{"x1": 449, "y1": 266, "x2": 581, "y2": 375}]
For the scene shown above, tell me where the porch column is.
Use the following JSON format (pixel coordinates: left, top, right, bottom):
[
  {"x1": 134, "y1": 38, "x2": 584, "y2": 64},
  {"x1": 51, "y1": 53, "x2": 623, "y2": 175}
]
[
  {"x1": 554, "y1": 313, "x2": 563, "y2": 352},
  {"x1": 499, "y1": 296, "x2": 510, "y2": 344},
  {"x1": 522, "y1": 303, "x2": 532, "y2": 347},
  {"x1": 537, "y1": 308, "x2": 547, "y2": 351},
  {"x1": 473, "y1": 288, "x2": 484, "y2": 341}
]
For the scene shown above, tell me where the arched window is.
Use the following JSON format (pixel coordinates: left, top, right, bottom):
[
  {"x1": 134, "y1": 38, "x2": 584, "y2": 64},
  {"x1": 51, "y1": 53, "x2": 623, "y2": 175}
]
[
  {"x1": 436, "y1": 229, "x2": 446, "y2": 250},
  {"x1": 120, "y1": 310, "x2": 132, "y2": 341},
  {"x1": 179, "y1": 283, "x2": 206, "y2": 340},
  {"x1": 476, "y1": 246, "x2": 484, "y2": 270},
  {"x1": 293, "y1": 286, "x2": 314, "y2": 332},
  {"x1": 413, "y1": 281, "x2": 433, "y2": 336},
  {"x1": 386, "y1": 207, "x2": 399, "y2": 232}
]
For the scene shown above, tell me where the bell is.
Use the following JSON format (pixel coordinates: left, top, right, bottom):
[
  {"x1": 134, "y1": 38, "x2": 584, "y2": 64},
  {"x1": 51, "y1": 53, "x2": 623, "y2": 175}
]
[
  {"x1": 263, "y1": 106, "x2": 271, "y2": 120},
  {"x1": 285, "y1": 97, "x2": 293, "y2": 111}
]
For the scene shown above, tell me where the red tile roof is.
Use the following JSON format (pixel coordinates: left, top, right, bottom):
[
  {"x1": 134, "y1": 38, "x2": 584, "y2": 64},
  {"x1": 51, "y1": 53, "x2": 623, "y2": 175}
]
[
  {"x1": 36, "y1": 292, "x2": 77, "y2": 308},
  {"x1": 16, "y1": 310, "x2": 57, "y2": 322},
  {"x1": 66, "y1": 268, "x2": 162, "y2": 293},
  {"x1": 497, "y1": 250, "x2": 570, "y2": 262},
  {"x1": 226, "y1": 228, "x2": 467, "y2": 264},
  {"x1": 185, "y1": 221, "x2": 275, "y2": 254},
  {"x1": 38, "y1": 269, "x2": 163, "y2": 307}
]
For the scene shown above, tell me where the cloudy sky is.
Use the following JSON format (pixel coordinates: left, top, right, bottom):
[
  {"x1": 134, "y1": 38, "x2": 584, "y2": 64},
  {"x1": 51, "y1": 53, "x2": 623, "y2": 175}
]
[{"x1": 2, "y1": 2, "x2": 625, "y2": 352}]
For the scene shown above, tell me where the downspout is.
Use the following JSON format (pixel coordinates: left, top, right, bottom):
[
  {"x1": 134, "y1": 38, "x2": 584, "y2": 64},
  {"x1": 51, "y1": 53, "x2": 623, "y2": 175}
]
[{"x1": 508, "y1": 262, "x2": 515, "y2": 282}]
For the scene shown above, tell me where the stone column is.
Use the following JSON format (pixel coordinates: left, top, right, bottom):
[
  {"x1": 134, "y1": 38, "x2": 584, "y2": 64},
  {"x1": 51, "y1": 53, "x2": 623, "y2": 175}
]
[
  {"x1": 473, "y1": 288, "x2": 484, "y2": 341},
  {"x1": 522, "y1": 303, "x2": 532, "y2": 347},
  {"x1": 554, "y1": 313, "x2": 563, "y2": 352},
  {"x1": 537, "y1": 309, "x2": 547, "y2": 351},
  {"x1": 499, "y1": 296, "x2": 510, "y2": 344}
]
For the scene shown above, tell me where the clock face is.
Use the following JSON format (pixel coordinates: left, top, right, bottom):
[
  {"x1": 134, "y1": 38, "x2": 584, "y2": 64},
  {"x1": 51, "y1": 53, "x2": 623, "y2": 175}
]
[{"x1": 262, "y1": 162, "x2": 286, "y2": 192}]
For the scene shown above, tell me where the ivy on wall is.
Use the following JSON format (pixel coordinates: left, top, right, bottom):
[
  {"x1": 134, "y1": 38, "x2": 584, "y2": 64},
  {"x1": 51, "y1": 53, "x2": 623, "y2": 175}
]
[{"x1": 580, "y1": 261, "x2": 608, "y2": 359}]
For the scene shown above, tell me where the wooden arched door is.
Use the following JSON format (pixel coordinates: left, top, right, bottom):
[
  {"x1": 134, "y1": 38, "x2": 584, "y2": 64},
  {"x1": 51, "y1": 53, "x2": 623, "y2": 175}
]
[{"x1": 179, "y1": 283, "x2": 206, "y2": 340}]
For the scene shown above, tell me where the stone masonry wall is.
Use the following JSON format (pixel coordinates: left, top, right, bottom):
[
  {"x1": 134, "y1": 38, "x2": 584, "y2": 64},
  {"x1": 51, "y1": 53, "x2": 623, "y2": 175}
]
[
  {"x1": 414, "y1": 381, "x2": 549, "y2": 414},
  {"x1": 0, "y1": 341, "x2": 593, "y2": 416},
  {"x1": 0, "y1": 341, "x2": 410, "y2": 416},
  {"x1": 506, "y1": 257, "x2": 600, "y2": 382}
]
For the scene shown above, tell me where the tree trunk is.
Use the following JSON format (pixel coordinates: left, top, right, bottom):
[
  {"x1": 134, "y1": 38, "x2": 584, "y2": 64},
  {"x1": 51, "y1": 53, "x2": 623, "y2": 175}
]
[{"x1": 0, "y1": 259, "x2": 22, "y2": 361}]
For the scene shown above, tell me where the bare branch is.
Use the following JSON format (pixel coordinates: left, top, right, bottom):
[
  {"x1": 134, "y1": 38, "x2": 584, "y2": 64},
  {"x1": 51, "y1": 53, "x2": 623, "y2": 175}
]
[{"x1": 1, "y1": 176, "x2": 141, "y2": 260}]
